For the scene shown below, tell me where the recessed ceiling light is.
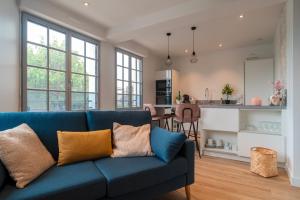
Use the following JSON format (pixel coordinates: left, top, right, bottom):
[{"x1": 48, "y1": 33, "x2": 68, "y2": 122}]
[
  {"x1": 83, "y1": 2, "x2": 89, "y2": 6},
  {"x1": 218, "y1": 43, "x2": 223, "y2": 48},
  {"x1": 184, "y1": 49, "x2": 188, "y2": 53},
  {"x1": 239, "y1": 14, "x2": 244, "y2": 19}
]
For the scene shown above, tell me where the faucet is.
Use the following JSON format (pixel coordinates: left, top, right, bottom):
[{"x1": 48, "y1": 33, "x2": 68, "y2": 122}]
[{"x1": 204, "y1": 88, "x2": 209, "y2": 101}]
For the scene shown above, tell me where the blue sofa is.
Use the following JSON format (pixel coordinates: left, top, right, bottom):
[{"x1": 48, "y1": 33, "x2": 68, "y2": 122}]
[{"x1": 0, "y1": 111, "x2": 195, "y2": 200}]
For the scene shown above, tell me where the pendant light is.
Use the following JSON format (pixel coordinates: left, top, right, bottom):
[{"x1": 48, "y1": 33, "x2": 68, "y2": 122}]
[
  {"x1": 165, "y1": 32, "x2": 173, "y2": 66},
  {"x1": 190, "y1": 26, "x2": 198, "y2": 63}
]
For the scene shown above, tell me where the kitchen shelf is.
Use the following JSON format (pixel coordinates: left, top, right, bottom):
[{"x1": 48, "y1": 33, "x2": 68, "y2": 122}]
[
  {"x1": 203, "y1": 147, "x2": 238, "y2": 155},
  {"x1": 239, "y1": 130, "x2": 281, "y2": 136}
]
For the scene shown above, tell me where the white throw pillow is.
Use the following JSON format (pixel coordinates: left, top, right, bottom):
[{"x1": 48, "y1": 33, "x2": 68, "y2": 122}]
[
  {"x1": 112, "y1": 123, "x2": 153, "y2": 157},
  {"x1": 0, "y1": 124, "x2": 56, "y2": 188}
]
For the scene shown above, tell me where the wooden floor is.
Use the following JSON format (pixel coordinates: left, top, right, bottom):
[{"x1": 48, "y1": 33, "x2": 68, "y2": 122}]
[{"x1": 156, "y1": 156, "x2": 300, "y2": 200}]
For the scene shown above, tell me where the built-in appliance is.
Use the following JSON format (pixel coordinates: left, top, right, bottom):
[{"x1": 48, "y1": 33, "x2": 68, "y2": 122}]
[
  {"x1": 156, "y1": 80, "x2": 172, "y2": 104},
  {"x1": 155, "y1": 70, "x2": 179, "y2": 105}
]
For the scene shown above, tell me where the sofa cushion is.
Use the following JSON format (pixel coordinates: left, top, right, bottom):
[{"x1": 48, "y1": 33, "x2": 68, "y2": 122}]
[
  {"x1": 0, "y1": 123, "x2": 56, "y2": 188},
  {"x1": 0, "y1": 112, "x2": 88, "y2": 160},
  {"x1": 0, "y1": 161, "x2": 106, "y2": 200},
  {"x1": 112, "y1": 123, "x2": 152, "y2": 157},
  {"x1": 151, "y1": 127, "x2": 187, "y2": 163},
  {"x1": 94, "y1": 156, "x2": 188, "y2": 197},
  {"x1": 57, "y1": 130, "x2": 112, "y2": 166},
  {"x1": 86, "y1": 111, "x2": 151, "y2": 131}
]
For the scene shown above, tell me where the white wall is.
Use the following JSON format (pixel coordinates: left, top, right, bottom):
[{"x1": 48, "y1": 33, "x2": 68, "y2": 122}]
[
  {"x1": 0, "y1": 0, "x2": 20, "y2": 111},
  {"x1": 285, "y1": 0, "x2": 300, "y2": 187},
  {"x1": 169, "y1": 43, "x2": 273, "y2": 101},
  {"x1": 0, "y1": 0, "x2": 160, "y2": 111},
  {"x1": 274, "y1": 4, "x2": 287, "y2": 82}
]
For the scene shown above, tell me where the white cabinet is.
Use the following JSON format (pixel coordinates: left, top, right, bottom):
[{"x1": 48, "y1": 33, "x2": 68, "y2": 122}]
[
  {"x1": 201, "y1": 108, "x2": 239, "y2": 132},
  {"x1": 237, "y1": 131, "x2": 285, "y2": 162}
]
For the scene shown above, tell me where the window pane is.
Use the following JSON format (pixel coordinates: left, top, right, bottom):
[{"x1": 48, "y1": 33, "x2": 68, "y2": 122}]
[
  {"x1": 72, "y1": 74, "x2": 84, "y2": 92},
  {"x1": 132, "y1": 95, "x2": 137, "y2": 107},
  {"x1": 132, "y1": 83, "x2": 136, "y2": 95},
  {"x1": 117, "y1": 52, "x2": 122, "y2": 66},
  {"x1": 124, "y1": 82, "x2": 129, "y2": 94},
  {"x1": 123, "y1": 94, "x2": 129, "y2": 108},
  {"x1": 86, "y1": 58, "x2": 96, "y2": 75},
  {"x1": 124, "y1": 55, "x2": 129, "y2": 68},
  {"x1": 72, "y1": 55, "x2": 84, "y2": 73},
  {"x1": 137, "y1": 59, "x2": 142, "y2": 70},
  {"x1": 49, "y1": 29, "x2": 65, "y2": 50},
  {"x1": 49, "y1": 70, "x2": 65, "y2": 91},
  {"x1": 86, "y1": 42, "x2": 96, "y2": 58},
  {"x1": 27, "y1": 43, "x2": 47, "y2": 67},
  {"x1": 49, "y1": 49, "x2": 65, "y2": 70},
  {"x1": 117, "y1": 101, "x2": 123, "y2": 108},
  {"x1": 132, "y1": 57, "x2": 136, "y2": 69},
  {"x1": 131, "y1": 70, "x2": 136, "y2": 82},
  {"x1": 117, "y1": 66, "x2": 123, "y2": 80},
  {"x1": 87, "y1": 93, "x2": 96, "y2": 109},
  {"x1": 27, "y1": 22, "x2": 47, "y2": 45},
  {"x1": 86, "y1": 76, "x2": 95, "y2": 92},
  {"x1": 27, "y1": 67, "x2": 47, "y2": 89},
  {"x1": 137, "y1": 84, "x2": 141, "y2": 95},
  {"x1": 49, "y1": 91, "x2": 65, "y2": 111},
  {"x1": 27, "y1": 90, "x2": 47, "y2": 111},
  {"x1": 72, "y1": 92, "x2": 85, "y2": 110},
  {"x1": 124, "y1": 68, "x2": 129, "y2": 81},
  {"x1": 117, "y1": 80, "x2": 123, "y2": 94},
  {"x1": 72, "y1": 37, "x2": 84, "y2": 55},
  {"x1": 137, "y1": 71, "x2": 141, "y2": 83},
  {"x1": 137, "y1": 95, "x2": 141, "y2": 107}
]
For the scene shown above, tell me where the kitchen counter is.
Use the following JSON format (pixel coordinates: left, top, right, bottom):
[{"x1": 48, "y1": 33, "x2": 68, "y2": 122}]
[{"x1": 154, "y1": 104, "x2": 285, "y2": 110}]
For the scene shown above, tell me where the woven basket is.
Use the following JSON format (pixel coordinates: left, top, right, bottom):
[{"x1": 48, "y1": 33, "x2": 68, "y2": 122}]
[{"x1": 250, "y1": 147, "x2": 278, "y2": 177}]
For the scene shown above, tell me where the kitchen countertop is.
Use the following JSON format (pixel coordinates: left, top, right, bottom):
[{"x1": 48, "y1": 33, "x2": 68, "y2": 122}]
[{"x1": 154, "y1": 104, "x2": 285, "y2": 110}]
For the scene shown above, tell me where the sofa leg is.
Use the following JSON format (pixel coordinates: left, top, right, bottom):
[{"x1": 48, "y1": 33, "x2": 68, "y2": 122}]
[{"x1": 185, "y1": 185, "x2": 191, "y2": 200}]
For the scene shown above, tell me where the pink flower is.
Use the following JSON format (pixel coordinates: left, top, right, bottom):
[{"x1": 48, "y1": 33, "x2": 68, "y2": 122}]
[{"x1": 273, "y1": 80, "x2": 284, "y2": 91}]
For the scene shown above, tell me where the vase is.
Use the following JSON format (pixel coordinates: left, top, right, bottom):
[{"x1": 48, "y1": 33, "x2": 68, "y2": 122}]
[{"x1": 270, "y1": 93, "x2": 282, "y2": 106}]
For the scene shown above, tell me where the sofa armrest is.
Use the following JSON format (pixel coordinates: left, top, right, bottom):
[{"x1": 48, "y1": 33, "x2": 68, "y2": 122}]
[{"x1": 179, "y1": 139, "x2": 195, "y2": 185}]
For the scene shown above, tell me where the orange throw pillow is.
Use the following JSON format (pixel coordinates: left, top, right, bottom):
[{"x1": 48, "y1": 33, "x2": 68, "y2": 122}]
[{"x1": 57, "y1": 130, "x2": 112, "y2": 166}]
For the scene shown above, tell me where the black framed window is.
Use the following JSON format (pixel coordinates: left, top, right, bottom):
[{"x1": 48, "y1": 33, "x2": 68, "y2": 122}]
[
  {"x1": 116, "y1": 49, "x2": 143, "y2": 109},
  {"x1": 22, "y1": 13, "x2": 100, "y2": 111}
]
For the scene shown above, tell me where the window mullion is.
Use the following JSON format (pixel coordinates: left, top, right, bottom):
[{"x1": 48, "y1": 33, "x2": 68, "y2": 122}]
[
  {"x1": 84, "y1": 42, "x2": 87, "y2": 110},
  {"x1": 66, "y1": 32, "x2": 72, "y2": 111},
  {"x1": 129, "y1": 54, "x2": 132, "y2": 109},
  {"x1": 46, "y1": 28, "x2": 50, "y2": 111}
]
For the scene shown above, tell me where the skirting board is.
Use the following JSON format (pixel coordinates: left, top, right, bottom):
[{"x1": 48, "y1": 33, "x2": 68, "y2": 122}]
[
  {"x1": 203, "y1": 151, "x2": 286, "y2": 168},
  {"x1": 285, "y1": 164, "x2": 300, "y2": 187}
]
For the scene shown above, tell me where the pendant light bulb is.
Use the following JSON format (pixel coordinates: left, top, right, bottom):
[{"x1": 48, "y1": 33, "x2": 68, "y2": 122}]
[
  {"x1": 190, "y1": 26, "x2": 198, "y2": 63},
  {"x1": 165, "y1": 32, "x2": 173, "y2": 66}
]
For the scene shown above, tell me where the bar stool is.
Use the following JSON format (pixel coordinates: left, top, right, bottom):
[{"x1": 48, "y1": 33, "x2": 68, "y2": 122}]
[
  {"x1": 174, "y1": 103, "x2": 201, "y2": 158},
  {"x1": 143, "y1": 104, "x2": 170, "y2": 130}
]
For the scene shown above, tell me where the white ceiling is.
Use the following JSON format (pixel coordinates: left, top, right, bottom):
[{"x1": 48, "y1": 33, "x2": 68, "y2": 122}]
[{"x1": 48, "y1": 0, "x2": 286, "y2": 57}]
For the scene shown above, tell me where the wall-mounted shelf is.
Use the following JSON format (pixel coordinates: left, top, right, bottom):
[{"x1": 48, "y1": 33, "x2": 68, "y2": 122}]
[{"x1": 203, "y1": 147, "x2": 238, "y2": 155}]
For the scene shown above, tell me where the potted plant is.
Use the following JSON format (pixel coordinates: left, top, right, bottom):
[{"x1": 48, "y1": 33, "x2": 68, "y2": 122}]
[{"x1": 222, "y1": 84, "x2": 234, "y2": 104}]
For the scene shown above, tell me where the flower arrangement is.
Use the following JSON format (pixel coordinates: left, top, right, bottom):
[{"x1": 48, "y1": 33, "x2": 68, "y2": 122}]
[
  {"x1": 270, "y1": 80, "x2": 285, "y2": 106},
  {"x1": 273, "y1": 80, "x2": 284, "y2": 94}
]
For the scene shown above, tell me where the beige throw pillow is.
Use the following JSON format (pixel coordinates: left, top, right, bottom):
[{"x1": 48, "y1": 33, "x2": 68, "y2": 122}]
[
  {"x1": 0, "y1": 124, "x2": 55, "y2": 188},
  {"x1": 112, "y1": 123, "x2": 153, "y2": 157}
]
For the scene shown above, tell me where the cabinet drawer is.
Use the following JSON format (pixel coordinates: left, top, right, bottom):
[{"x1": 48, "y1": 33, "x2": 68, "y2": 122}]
[
  {"x1": 237, "y1": 132, "x2": 285, "y2": 162},
  {"x1": 201, "y1": 108, "x2": 239, "y2": 132}
]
